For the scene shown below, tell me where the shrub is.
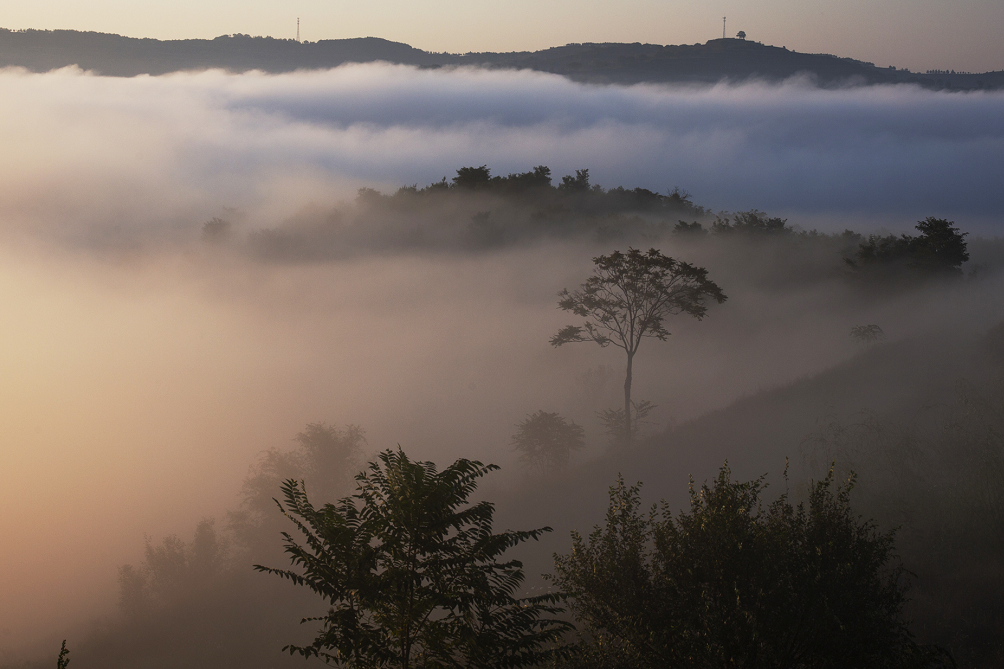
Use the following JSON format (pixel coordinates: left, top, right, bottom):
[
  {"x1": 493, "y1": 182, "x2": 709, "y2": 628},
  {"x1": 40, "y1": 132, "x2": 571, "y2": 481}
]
[
  {"x1": 551, "y1": 465, "x2": 948, "y2": 668},
  {"x1": 256, "y1": 449, "x2": 572, "y2": 668}
]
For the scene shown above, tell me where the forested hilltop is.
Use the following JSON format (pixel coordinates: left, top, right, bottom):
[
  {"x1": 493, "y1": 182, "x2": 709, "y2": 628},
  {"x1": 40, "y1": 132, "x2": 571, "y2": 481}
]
[{"x1": 1, "y1": 28, "x2": 1001, "y2": 90}]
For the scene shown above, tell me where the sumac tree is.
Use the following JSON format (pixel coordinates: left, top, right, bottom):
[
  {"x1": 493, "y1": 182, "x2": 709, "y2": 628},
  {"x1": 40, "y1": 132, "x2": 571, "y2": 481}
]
[{"x1": 256, "y1": 449, "x2": 572, "y2": 669}]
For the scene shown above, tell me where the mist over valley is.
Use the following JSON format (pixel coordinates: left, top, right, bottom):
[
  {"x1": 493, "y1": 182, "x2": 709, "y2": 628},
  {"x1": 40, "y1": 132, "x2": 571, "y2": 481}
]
[{"x1": 0, "y1": 58, "x2": 1001, "y2": 668}]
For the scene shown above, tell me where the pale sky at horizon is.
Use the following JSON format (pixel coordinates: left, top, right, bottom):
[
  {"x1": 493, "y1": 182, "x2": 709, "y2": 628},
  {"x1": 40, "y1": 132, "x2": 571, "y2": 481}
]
[{"x1": 2, "y1": 0, "x2": 1003, "y2": 73}]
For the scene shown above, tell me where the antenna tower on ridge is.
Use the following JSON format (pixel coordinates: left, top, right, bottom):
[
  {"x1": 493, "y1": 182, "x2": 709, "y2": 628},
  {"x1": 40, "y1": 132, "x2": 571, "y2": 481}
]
[
  {"x1": 723, "y1": 16, "x2": 726, "y2": 39},
  {"x1": 297, "y1": 17, "x2": 300, "y2": 43}
]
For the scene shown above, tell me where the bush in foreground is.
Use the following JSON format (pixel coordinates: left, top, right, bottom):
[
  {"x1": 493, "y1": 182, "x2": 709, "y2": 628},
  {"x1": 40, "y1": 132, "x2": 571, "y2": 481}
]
[
  {"x1": 256, "y1": 449, "x2": 571, "y2": 669},
  {"x1": 550, "y1": 465, "x2": 952, "y2": 669}
]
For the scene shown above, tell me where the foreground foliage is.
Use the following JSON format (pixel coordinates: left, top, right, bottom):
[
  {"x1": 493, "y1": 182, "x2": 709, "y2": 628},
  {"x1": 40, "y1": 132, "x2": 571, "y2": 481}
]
[
  {"x1": 56, "y1": 641, "x2": 69, "y2": 669},
  {"x1": 551, "y1": 465, "x2": 950, "y2": 669},
  {"x1": 256, "y1": 449, "x2": 571, "y2": 668}
]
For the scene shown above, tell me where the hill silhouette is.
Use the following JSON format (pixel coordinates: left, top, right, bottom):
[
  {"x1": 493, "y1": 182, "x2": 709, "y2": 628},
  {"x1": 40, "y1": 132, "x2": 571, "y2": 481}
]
[{"x1": 1, "y1": 28, "x2": 1001, "y2": 90}]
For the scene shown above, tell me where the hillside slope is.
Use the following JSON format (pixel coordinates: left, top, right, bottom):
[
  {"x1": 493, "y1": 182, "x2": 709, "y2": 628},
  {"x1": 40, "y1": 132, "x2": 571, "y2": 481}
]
[{"x1": 494, "y1": 324, "x2": 1001, "y2": 576}]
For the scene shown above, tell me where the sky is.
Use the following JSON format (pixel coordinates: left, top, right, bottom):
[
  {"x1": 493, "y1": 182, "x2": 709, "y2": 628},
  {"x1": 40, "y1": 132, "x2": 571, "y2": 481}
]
[{"x1": 2, "y1": 0, "x2": 1004, "y2": 73}]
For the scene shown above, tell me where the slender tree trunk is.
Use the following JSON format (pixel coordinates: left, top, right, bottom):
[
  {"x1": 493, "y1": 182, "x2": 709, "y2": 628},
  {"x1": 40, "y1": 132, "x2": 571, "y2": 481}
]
[{"x1": 624, "y1": 351, "x2": 634, "y2": 446}]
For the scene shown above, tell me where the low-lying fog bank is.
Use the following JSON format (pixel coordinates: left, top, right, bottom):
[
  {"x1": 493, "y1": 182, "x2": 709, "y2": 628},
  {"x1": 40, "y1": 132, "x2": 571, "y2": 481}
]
[
  {"x1": 3, "y1": 226, "x2": 1002, "y2": 662},
  {"x1": 0, "y1": 62, "x2": 1002, "y2": 252}
]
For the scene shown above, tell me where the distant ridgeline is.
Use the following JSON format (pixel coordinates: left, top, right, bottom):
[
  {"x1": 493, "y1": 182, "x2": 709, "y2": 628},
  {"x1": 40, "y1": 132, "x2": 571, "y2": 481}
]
[{"x1": 1, "y1": 28, "x2": 1001, "y2": 90}]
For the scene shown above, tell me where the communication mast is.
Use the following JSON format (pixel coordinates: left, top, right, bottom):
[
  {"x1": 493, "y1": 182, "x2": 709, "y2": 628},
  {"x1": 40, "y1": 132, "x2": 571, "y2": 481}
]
[
  {"x1": 723, "y1": 16, "x2": 726, "y2": 39},
  {"x1": 297, "y1": 17, "x2": 300, "y2": 43}
]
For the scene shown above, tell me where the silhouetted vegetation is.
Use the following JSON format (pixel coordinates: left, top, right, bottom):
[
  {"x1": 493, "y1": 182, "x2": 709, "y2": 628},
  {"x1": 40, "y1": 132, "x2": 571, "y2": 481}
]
[
  {"x1": 56, "y1": 641, "x2": 69, "y2": 669},
  {"x1": 255, "y1": 449, "x2": 571, "y2": 668},
  {"x1": 44, "y1": 423, "x2": 371, "y2": 669},
  {"x1": 550, "y1": 466, "x2": 952, "y2": 669},
  {"x1": 241, "y1": 166, "x2": 977, "y2": 301},
  {"x1": 846, "y1": 217, "x2": 970, "y2": 281},
  {"x1": 711, "y1": 209, "x2": 792, "y2": 236},
  {"x1": 115, "y1": 518, "x2": 225, "y2": 616},
  {"x1": 850, "y1": 324, "x2": 886, "y2": 343},
  {"x1": 551, "y1": 248, "x2": 726, "y2": 444},
  {"x1": 228, "y1": 422, "x2": 365, "y2": 561},
  {"x1": 511, "y1": 411, "x2": 586, "y2": 474},
  {"x1": 596, "y1": 400, "x2": 657, "y2": 449},
  {"x1": 244, "y1": 165, "x2": 715, "y2": 259}
]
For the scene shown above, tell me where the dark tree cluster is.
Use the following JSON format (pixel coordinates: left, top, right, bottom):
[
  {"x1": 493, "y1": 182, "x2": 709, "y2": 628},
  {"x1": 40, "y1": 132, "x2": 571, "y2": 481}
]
[
  {"x1": 255, "y1": 452, "x2": 946, "y2": 669},
  {"x1": 256, "y1": 450, "x2": 571, "y2": 669},
  {"x1": 240, "y1": 164, "x2": 975, "y2": 283},
  {"x1": 710, "y1": 209, "x2": 792, "y2": 235},
  {"x1": 244, "y1": 165, "x2": 712, "y2": 259},
  {"x1": 846, "y1": 217, "x2": 970, "y2": 278},
  {"x1": 366, "y1": 165, "x2": 709, "y2": 219},
  {"x1": 670, "y1": 210, "x2": 794, "y2": 237},
  {"x1": 74, "y1": 419, "x2": 961, "y2": 669},
  {"x1": 550, "y1": 466, "x2": 951, "y2": 669},
  {"x1": 510, "y1": 410, "x2": 586, "y2": 474}
]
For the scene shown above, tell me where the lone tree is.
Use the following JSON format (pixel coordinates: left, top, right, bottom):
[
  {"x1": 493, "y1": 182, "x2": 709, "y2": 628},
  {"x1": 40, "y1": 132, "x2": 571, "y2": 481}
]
[
  {"x1": 551, "y1": 248, "x2": 725, "y2": 444},
  {"x1": 255, "y1": 449, "x2": 571, "y2": 669},
  {"x1": 511, "y1": 410, "x2": 586, "y2": 473}
]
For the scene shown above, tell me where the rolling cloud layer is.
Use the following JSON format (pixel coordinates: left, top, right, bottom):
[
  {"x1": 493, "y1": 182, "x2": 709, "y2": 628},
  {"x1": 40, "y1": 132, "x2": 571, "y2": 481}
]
[{"x1": 0, "y1": 62, "x2": 1002, "y2": 253}]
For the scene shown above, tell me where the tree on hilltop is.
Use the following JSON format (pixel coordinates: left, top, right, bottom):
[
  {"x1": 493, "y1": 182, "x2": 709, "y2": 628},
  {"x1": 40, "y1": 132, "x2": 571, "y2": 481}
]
[{"x1": 849, "y1": 217, "x2": 969, "y2": 279}]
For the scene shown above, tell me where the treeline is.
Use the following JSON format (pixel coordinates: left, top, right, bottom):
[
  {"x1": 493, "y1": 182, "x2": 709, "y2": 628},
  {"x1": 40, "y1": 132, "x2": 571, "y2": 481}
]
[
  {"x1": 675, "y1": 210, "x2": 972, "y2": 280},
  {"x1": 234, "y1": 165, "x2": 978, "y2": 290},
  {"x1": 58, "y1": 432, "x2": 961, "y2": 669},
  {"x1": 235, "y1": 165, "x2": 711, "y2": 259},
  {"x1": 248, "y1": 450, "x2": 953, "y2": 669},
  {"x1": 356, "y1": 165, "x2": 707, "y2": 218},
  {"x1": 50, "y1": 425, "x2": 370, "y2": 669},
  {"x1": 115, "y1": 441, "x2": 979, "y2": 669},
  {"x1": 46, "y1": 370, "x2": 1003, "y2": 669}
]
